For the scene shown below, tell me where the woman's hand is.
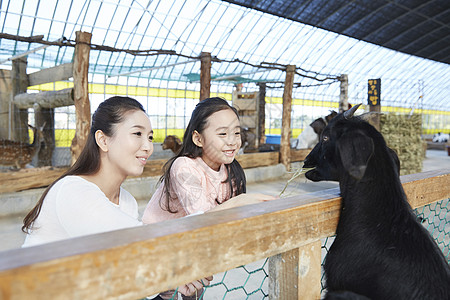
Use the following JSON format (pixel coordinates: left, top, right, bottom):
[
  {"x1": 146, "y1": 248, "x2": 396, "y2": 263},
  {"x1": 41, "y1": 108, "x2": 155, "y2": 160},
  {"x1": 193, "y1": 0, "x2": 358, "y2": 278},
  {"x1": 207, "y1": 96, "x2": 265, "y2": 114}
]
[
  {"x1": 178, "y1": 276, "x2": 213, "y2": 296},
  {"x1": 209, "y1": 193, "x2": 276, "y2": 212}
]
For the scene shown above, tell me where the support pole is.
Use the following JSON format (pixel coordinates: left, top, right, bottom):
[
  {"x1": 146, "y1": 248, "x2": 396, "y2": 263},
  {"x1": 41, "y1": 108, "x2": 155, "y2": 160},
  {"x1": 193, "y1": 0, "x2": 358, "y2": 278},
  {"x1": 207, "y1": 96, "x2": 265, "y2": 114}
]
[
  {"x1": 35, "y1": 105, "x2": 55, "y2": 167},
  {"x1": 200, "y1": 52, "x2": 211, "y2": 101},
  {"x1": 268, "y1": 240, "x2": 322, "y2": 300},
  {"x1": 339, "y1": 74, "x2": 348, "y2": 113},
  {"x1": 0, "y1": 69, "x2": 11, "y2": 139},
  {"x1": 71, "y1": 31, "x2": 92, "y2": 165},
  {"x1": 11, "y1": 57, "x2": 29, "y2": 142},
  {"x1": 280, "y1": 65, "x2": 295, "y2": 169},
  {"x1": 257, "y1": 82, "x2": 266, "y2": 146}
]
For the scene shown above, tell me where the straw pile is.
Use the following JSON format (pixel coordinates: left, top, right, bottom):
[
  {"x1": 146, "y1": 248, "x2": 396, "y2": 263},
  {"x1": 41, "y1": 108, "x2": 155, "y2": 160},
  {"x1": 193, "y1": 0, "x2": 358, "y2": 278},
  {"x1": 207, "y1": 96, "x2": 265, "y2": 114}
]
[{"x1": 380, "y1": 114, "x2": 424, "y2": 175}]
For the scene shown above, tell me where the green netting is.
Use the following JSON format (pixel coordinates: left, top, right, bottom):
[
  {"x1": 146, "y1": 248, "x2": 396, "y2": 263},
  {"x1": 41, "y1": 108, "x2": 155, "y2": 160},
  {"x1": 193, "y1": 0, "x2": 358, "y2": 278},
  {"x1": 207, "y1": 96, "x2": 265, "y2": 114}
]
[{"x1": 148, "y1": 198, "x2": 449, "y2": 299}]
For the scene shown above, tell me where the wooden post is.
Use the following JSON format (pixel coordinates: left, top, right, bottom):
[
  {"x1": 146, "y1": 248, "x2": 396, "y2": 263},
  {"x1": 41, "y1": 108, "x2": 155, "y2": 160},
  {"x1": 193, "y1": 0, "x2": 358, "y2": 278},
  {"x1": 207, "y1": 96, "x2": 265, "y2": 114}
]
[
  {"x1": 339, "y1": 74, "x2": 348, "y2": 113},
  {"x1": 257, "y1": 82, "x2": 266, "y2": 145},
  {"x1": 11, "y1": 57, "x2": 29, "y2": 143},
  {"x1": 280, "y1": 65, "x2": 295, "y2": 169},
  {"x1": 35, "y1": 106, "x2": 55, "y2": 167},
  {"x1": 200, "y1": 52, "x2": 211, "y2": 101},
  {"x1": 269, "y1": 240, "x2": 322, "y2": 300},
  {"x1": 0, "y1": 69, "x2": 11, "y2": 139},
  {"x1": 71, "y1": 31, "x2": 92, "y2": 165},
  {"x1": 368, "y1": 79, "x2": 381, "y2": 131}
]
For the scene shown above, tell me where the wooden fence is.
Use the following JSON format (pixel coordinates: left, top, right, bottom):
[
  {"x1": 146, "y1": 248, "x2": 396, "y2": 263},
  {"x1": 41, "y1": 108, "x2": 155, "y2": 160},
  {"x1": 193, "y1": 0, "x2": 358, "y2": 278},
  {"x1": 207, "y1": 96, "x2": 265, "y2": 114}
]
[
  {"x1": 0, "y1": 169, "x2": 448, "y2": 299},
  {"x1": 0, "y1": 149, "x2": 310, "y2": 194}
]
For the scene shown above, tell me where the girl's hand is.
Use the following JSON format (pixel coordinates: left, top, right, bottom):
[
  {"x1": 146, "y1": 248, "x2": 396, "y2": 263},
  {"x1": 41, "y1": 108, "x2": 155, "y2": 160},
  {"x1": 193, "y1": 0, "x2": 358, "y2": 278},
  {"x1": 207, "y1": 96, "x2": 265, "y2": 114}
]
[
  {"x1": 178, "y1": 276, "x2": 213, "y2": 296},
  {"x1": 209, "y1": 193, "x2": 276, "y2": 212}
]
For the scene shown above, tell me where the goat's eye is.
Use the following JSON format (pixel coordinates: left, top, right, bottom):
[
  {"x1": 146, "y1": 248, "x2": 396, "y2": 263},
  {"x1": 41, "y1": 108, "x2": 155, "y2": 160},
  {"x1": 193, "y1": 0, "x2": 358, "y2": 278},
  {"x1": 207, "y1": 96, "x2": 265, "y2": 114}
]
[{"x1": 323, "y1": 135, "x2": 329, "y2": 142}]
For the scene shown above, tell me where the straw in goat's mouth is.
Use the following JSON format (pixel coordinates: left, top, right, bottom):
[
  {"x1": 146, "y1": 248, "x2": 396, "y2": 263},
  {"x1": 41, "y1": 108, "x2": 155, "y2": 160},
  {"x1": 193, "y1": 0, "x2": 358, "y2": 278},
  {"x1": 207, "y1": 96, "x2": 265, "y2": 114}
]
[{"x1": 279, "y1": 167, "x2": 314, "y2": 196}]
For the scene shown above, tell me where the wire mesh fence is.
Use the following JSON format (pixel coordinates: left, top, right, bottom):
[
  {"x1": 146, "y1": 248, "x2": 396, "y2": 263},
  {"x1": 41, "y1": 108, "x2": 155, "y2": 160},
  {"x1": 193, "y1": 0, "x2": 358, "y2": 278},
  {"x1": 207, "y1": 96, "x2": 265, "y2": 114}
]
[{"x1": 156, "y1": 198, "x2": 449, "y2": 299}]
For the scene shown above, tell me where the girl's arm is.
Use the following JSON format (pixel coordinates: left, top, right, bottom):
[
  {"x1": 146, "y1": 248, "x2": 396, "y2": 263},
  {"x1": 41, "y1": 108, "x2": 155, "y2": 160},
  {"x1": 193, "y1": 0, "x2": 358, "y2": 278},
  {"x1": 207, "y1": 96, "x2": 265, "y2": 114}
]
[{"x1": 208, "y1": 193, "x2": 276, "y2": 212}]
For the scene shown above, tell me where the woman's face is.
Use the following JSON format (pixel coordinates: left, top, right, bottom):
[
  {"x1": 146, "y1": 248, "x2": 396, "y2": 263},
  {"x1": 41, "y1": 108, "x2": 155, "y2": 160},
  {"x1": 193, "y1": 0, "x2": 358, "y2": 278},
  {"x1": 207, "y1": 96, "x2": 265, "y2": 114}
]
[
  {"x1": 193, "y1": 108, "x2": 242, "y2": 171},
  {"x1": 104, "y1": 110, "x2": 153, "y2": 178}
]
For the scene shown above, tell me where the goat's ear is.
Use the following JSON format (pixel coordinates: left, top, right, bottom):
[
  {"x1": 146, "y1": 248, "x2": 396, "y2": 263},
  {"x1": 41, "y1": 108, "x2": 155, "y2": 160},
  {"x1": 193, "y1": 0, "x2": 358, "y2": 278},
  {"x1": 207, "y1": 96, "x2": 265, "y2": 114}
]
[{"x1": 337, "y1": 132, "x2": 374, "y2": 180}]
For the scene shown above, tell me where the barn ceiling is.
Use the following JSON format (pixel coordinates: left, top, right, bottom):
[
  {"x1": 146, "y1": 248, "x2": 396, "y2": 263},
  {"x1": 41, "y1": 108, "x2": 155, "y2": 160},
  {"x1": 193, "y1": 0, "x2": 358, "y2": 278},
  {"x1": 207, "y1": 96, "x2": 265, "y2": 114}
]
[
  {"x1": 222, "y1": 0, "x2": 450, "y2": 65},
  {"x1": 0, "y1": 0, "x2": 449, "y2": 111}
]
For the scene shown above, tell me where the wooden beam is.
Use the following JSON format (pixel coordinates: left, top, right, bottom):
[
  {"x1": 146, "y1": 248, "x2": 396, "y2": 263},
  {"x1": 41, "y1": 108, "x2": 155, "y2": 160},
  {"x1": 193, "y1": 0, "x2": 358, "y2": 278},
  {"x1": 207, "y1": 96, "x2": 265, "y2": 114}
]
[
  {"x1": 269, "y1": 241, "x2": 321, "y2": 300},
  {"x1": 200, "y1": 52, "x2": 211, "y2": 101},
  {"x1": 28, "y1": 63, "x2": 73, "y2": 86},
  {"x1": 236, "y1": 151, "x2": 279, "y2": 169},
  {"x1": 258, "y1": 83, "x2": 266, "y2": 146},
  {"x1": 35, "y1": 107, "x2": 55, "y2": 167},
  {"x1": 280, "y1": 65, "x2": 295, "y2": 168},
  {"x1": 290, "y1": 149, "x2": 311, "y2": 162},
  {"x1": 0, "y1": 69, "x2": 11, "y2": 139},
  {"x1": 338, "y1": 74, "x2": 348, "y2": 113},
  {"x1": 11, "y1": 57, "x2": 29, "y2": 143},
  {"x1": 71, "y1": 31, "x2": 92, "y2": 165},
  {"x1": 0, "y1": 152, "x2": 281, "y2": 193},
  {"x1": 0, "y1": 170, "x2": 447, "y2": 299},
  {"x1": 13, "y1": 88, "x2": 74, "y2": 109}
]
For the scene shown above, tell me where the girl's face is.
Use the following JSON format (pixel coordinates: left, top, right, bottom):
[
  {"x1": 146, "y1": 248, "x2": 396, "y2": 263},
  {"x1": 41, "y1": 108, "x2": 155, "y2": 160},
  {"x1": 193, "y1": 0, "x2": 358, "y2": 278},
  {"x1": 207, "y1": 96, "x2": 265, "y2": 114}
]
[
  {"x1": 104, "y1": 110, "x2": 154, "y2": 178},
  {"x1": 193, "y1": 108, "x2": 242, "y2": 171}
]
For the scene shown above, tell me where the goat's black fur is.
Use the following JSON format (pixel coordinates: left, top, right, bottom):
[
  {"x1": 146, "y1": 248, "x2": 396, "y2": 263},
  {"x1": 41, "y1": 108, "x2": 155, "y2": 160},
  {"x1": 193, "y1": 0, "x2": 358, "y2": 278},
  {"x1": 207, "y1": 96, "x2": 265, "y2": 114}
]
[{"x1": 303, "y1": 109, "x2": 450, "y2": 300}]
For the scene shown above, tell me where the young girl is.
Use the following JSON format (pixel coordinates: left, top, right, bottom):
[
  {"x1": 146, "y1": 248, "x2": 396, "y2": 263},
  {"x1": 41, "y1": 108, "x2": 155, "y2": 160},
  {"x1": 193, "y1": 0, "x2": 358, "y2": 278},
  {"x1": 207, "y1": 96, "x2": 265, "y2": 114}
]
[
  {"x1": 143, "y1": 97, "x2": 274, "y2": 224},
  {"x1": 143, "y1": 97, "x2": 273, "y2": 300},
  {"x1": 21, "y1": 96, "x2": 210, "y2": 299}
]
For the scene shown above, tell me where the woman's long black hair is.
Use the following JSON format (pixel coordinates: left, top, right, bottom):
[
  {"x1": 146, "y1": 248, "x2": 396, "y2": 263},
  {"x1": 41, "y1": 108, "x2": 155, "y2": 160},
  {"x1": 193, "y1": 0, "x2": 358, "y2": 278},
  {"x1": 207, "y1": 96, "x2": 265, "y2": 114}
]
[
  {"x1": 22, "y1": 96, "x2": 145, "y2": 233},
  {"x1": 160, "y1": 97, "x2": 246, "y2": 213}
]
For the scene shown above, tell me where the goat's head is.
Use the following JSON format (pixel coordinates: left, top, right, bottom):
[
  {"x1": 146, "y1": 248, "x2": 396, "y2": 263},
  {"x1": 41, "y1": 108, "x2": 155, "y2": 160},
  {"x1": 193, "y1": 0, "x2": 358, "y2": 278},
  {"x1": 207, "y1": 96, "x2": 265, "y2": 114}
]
[{"x1": 303, "y1": 104, "x2": 399, "y2": 182}]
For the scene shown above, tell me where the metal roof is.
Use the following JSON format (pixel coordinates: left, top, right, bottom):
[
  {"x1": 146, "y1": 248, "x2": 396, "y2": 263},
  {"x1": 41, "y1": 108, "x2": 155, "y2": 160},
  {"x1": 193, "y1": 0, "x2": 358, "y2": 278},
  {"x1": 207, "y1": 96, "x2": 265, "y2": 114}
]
[
  {"x1": 223, "y1": 0, "x2": 450, "y2": 65},
  {"x1": 0, "y1": 0, "x2": 449, "y2": 112}
]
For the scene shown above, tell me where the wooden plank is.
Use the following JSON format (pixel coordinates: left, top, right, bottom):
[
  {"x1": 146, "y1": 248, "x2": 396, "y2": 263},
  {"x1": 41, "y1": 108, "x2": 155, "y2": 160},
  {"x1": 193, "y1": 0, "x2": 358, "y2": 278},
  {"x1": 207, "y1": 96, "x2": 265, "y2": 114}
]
[
  {"x1": 239, "y1": 115, "x2": 257, "y2": 128},
  {"x1": 401, "y1": 169, "x2": 450, "y2": 208},
  {"x1": 70, "y1": 31, "x2": 92, "y2": 165},
  {"x1": 235, "y1": 151, "x2": 279, "y2": 169},
  {"x1": 269, "y1": 241, "x2": 321, "y2": 300},
  {"x1": 200, "y1": 52, "x2": 211, "y2": 101},
  {"x1": 0, "y1": 170, "x2": 447, "y2": 299},
  {"x1": 233, "y1": 97, "x2": 257, "y2": 111},
  {"x1": 290, "y1": 149, "x2": 311, "y2": 162},
  {"x1": 280, "y1": 65, "x2": 295, "y2": 168},
  {"x1": 13, "y1": 88, "x2": 74, "y2": 109},
  {"x1": 28, "y1": 63, "x2": 73, "y2": 86},
  {"x1": 0, "y1": 166, "x2": 65, "y2": 193},
  {"x1": 0, "y1": 159, "x2": 167, "y2": 193},
  {"x1": 0, "y1": 153, "x2": 281, "y2": 193}
]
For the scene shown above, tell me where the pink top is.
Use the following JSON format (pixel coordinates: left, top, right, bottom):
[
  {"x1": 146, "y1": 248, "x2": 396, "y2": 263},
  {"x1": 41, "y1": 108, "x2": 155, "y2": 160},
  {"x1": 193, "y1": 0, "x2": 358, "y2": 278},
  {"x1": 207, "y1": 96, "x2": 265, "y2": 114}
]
[{"x1": 142, "y1": 156, "x2": 232, "y2": 224}]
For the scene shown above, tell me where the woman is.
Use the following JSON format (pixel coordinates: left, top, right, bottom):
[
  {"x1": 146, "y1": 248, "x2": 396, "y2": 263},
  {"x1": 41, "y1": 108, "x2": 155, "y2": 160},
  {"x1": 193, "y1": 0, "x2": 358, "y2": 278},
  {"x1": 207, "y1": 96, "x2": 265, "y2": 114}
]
[{"x1": 22, "y1": 96, "x2": 210, "y2": 299}]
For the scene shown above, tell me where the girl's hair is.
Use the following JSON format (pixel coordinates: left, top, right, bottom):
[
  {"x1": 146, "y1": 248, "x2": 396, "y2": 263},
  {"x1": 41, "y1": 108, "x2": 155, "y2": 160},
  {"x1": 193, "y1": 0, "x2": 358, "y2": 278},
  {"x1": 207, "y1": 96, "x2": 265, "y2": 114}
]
[
  {"x1": 22, "y1": 96, "x2": 145, "y2": 233},
  {"x1": 160, "y1": 97, "x2": 246, "y2": 213}
]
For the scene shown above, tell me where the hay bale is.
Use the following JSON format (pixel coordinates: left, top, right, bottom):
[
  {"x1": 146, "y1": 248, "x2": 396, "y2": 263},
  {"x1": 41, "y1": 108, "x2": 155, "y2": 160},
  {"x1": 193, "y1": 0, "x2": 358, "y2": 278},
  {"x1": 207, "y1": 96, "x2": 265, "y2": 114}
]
[{"x1": 380, "y1": 114, "x2": 424, "y2": 175}]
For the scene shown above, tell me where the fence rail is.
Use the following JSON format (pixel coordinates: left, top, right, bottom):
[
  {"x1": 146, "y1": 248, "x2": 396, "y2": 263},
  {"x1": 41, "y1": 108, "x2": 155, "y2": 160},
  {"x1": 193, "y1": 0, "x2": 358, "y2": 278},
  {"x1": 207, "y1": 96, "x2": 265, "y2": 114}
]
[{"x1": 0, "y1": 169, "x2": 448, "y2": 299}]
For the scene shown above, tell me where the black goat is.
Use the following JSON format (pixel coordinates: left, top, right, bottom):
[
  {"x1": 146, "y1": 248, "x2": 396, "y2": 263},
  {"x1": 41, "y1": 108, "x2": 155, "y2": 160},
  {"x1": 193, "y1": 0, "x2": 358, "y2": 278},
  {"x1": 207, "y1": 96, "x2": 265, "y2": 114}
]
[{"x1": 303, "y1": 104, "x2": 450, "y2": 300}]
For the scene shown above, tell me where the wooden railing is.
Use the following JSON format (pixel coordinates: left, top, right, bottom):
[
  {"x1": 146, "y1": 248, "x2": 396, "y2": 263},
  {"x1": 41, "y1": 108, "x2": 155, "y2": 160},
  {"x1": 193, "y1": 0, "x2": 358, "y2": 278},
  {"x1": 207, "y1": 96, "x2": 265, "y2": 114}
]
[{"x1": 1, "y1": 169, "x2": 448, "y2": 299}]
